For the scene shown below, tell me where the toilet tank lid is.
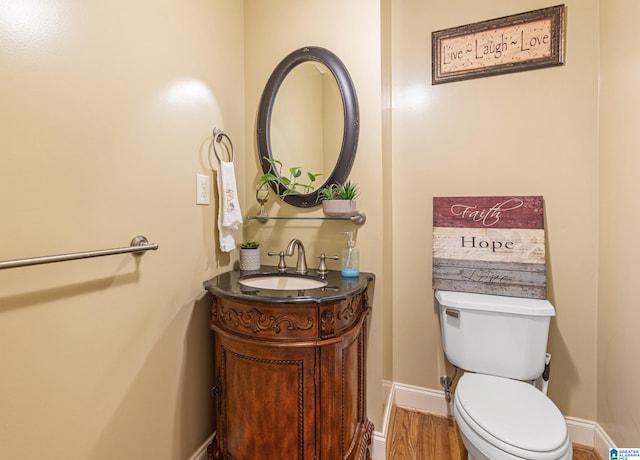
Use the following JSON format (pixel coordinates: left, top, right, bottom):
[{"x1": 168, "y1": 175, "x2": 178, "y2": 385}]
[{"x1": 436, "y1": 290, "x2": 556, "y2": 317}]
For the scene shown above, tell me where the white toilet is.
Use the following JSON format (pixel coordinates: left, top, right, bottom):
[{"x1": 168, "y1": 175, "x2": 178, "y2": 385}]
[{"x1": 436, "y1": 290, "x2": 573, "y2": 460}]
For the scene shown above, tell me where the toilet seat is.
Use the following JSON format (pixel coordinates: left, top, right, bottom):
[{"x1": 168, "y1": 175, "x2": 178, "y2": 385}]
[{"x1": 454, "y1": 373, "x2": 572, "y2": 459}]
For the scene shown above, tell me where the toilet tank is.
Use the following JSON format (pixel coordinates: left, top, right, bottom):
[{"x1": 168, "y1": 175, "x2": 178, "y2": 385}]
[{"x1": 436, "y1": 290, "x2": 556, "y2": 381}]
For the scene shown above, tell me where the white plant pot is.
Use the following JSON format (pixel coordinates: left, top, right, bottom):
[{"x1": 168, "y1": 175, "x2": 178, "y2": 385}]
[
  {"x1": 322, "y1": 200, "x2": 356, "y2": 218},
  {"x1": 239, "y1": 248, "x2": 261, "y2": 271}
]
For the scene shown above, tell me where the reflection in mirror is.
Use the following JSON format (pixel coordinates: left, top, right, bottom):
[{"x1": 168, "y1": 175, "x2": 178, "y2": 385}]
[
  {"x1": 257, "y1": 46, "x2": 359, "y2": 208},
  {"x1": 271, "y1": 61, "x2": 343, "y2": 180}
]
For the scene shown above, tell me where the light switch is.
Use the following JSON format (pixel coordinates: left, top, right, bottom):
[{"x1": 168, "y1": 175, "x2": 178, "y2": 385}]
[{"x1": 196, "y1": 174, "x2": 210, "y2": 205}]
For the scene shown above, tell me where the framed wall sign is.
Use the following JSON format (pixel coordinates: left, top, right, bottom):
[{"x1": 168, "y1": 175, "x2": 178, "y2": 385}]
[
  {"x1": 432, "y1": 5, "x2": 565, "y2": 84},
  {"x1": 432, "y1": 196, "x2": 547, "y2": 299}
]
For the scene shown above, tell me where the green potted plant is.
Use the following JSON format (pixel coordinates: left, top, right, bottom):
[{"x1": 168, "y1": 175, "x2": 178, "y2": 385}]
[
  {"x1": 239, "y1": 241, "x2": 261, "y2": 271},
  {"x1": 318, "y1": 180, "x2": 359, "y2": 217},
  {"x1": 259, "y1": 157, "x2": 323, "y2": 199}
]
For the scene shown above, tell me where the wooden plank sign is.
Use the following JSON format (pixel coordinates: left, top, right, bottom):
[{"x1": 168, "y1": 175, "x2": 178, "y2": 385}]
[{"x1": 433, "y1": 196, "x2": 546, "y2": 299}]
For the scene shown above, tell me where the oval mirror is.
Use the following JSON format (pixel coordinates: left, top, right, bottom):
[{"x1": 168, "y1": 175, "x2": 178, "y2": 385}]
[{"x1": 257, "y1": 46, "x2": 359, "y2": 208}]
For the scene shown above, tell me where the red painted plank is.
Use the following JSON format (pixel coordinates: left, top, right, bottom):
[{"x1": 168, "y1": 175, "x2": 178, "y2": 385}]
[{"x1": 433, "y1": 196, "x2": 544, "y2": 229}]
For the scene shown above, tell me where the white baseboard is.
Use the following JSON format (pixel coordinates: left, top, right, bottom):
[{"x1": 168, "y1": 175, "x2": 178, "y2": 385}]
[
  {"x1": 594, "y1": 423, "x2": 616, "y2": 460},
  {"x1": 188, "y1": 432, "x2": 214, "y2": 460},
  {"x1": 393, "y1": 381, "x2": 453, "y2": 417},
  {"x1": 371, "y1": 382, "x2": 615, "y2": 460},
  {"x1": 565, "y1": 416, "x2": 597, "y2": 446},
  {"x1": 371, "y1": 431, "x2": 386, "y2": 460}
]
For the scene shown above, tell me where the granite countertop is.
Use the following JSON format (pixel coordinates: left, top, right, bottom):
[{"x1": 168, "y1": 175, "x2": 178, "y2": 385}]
[{"x1": 203, "y1": 265, "x2": 375, "y2": 304}]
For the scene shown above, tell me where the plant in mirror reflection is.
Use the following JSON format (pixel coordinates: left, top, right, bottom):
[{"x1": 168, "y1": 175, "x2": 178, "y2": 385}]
[{"x1": 259, "y1": 157, "x2": 323, "y2": 199}]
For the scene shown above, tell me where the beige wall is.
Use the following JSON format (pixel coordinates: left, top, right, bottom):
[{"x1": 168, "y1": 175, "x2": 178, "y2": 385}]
[
  {"x1": 0, "y1": 1, "x2": 244, "y2": 459},
  {"x1": 599, "y1": 0, "x2": 640, "y2": 446},
  {"x1": 390, "y1": 0, "x2": 600, "y2": 421}
]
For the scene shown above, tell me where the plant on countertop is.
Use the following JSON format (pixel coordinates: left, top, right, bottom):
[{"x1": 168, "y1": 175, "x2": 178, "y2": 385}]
[
  {"x1": 239, "y1": 241, "x2": 261, "y2": 271},
  {"x1": 318, "y1": 180, "x2": 360, "y2": 201},
  {"x1": 259, "y1": 157, "x2": 323, "y2": 199}
]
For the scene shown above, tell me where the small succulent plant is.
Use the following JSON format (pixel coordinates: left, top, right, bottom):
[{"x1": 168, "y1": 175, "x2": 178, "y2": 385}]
[{"x1": 318, "y1": 180, "x2": 359, "y2": 201}]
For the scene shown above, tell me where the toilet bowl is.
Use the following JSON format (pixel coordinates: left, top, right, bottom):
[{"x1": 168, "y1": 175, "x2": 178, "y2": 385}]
[{"x1": 454, "y1": 373, "x2": 572, "y2": 460}]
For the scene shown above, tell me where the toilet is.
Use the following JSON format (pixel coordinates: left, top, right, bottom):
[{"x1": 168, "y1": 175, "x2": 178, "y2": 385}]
[{"x1": 436, "y1": 290, "x2": 573, "y2": 460}]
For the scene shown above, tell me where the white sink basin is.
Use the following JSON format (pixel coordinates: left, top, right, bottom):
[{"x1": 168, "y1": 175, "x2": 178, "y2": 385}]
[{"x1": 239, "y1": 275, "x2": 328, "y2": 291}]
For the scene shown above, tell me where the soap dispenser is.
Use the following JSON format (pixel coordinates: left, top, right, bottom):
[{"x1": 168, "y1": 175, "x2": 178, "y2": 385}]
[{"x1": 340, "y1": 232, "x2": 360, "y2": 277}]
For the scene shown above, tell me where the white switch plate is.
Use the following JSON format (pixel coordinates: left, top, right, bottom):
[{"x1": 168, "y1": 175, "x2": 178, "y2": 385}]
[{"x1": 196, "y1": 174, "x2": 210, "y2": 205}]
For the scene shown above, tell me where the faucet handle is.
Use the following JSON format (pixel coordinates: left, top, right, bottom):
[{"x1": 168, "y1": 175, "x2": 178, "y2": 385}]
[
  {"x1": 267, "y1": 251, "x2": 287, "y2": 272},
  {"x1": 317, "y1": 253, "x2": 340, "y2": 276}
]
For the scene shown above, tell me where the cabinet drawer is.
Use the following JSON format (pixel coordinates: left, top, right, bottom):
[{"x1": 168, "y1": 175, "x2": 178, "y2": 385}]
[{"x1": 213, "y1": 297, "x2": 318, "y2": 340}]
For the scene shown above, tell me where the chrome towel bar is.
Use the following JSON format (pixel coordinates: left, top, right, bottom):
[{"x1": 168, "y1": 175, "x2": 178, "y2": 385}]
[{"x1": 0, "y1": 235, "x2": 158, "y2": 270}]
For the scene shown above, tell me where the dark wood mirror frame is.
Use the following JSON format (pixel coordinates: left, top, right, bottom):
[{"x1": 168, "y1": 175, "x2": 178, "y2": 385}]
[{"x1": 257, "y1": 46, "x2": 359, "y2": 208}]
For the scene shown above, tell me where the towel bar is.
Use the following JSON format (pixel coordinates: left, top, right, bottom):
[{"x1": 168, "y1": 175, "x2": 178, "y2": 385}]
[{"x1": 0, "y1": 235, "x2": 158, "y2": 270}]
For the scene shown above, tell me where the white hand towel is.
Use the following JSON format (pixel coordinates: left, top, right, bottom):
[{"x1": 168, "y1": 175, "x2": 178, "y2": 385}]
[{"x1": 217, "y1": 160, "x2": 243, "y2": 252}]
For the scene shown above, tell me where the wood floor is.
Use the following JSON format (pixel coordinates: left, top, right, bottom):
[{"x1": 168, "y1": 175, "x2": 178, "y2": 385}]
[{"x1": 386, "y1": 406, "x2": 601, "y2": 460}]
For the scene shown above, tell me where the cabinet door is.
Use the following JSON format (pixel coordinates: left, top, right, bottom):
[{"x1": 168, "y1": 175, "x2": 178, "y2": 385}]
[
  {"x1": 215, "y1": 334, "x2": 317, "y2": 460},
  {"x1": 317, "y1": 322, "x2": 370, "y2": 460}
]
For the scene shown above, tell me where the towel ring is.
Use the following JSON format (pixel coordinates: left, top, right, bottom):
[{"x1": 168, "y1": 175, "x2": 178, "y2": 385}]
[{"x1": 213, "y1": 128, "x2": 234, "y2": 163}]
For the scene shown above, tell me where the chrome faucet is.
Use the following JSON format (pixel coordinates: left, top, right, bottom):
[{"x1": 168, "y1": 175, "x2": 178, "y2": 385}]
[{"x1": 285, "y1": 238, "x2": 308, "y2": 274}]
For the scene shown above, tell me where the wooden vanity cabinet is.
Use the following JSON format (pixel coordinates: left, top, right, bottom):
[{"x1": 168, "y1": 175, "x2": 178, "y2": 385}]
[{"x1": 209, "y1": 289, "x2": 373, "y2": 460}]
